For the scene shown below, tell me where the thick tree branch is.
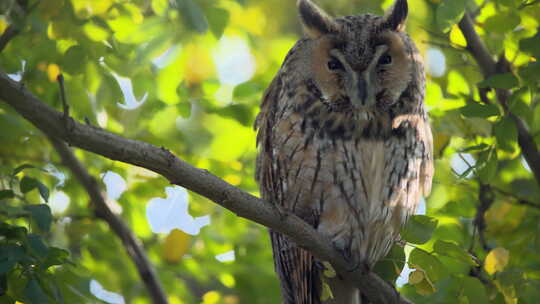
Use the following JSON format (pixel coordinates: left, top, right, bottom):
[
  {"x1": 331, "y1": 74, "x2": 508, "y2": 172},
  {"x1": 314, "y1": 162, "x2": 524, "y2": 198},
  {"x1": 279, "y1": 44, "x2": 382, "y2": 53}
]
[
  {"x1": 48, "y1": 137, "x2": 169, "y2": 304},
  {"x1": 458, "y1": 12, "x2": 540, "y2": 187},
  {"x1": 0, "y1": 71, "x2": 410, "y2": 304}
]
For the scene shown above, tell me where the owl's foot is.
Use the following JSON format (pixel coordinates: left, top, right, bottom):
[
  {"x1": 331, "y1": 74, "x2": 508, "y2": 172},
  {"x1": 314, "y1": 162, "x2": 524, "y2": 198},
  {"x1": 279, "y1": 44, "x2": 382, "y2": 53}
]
[
  {"x1": 332, "y1": 240, "x2": 353, "y2": 261},
  {"x1": 345, "y1": 260, "x2": 370, "y2": 274}
]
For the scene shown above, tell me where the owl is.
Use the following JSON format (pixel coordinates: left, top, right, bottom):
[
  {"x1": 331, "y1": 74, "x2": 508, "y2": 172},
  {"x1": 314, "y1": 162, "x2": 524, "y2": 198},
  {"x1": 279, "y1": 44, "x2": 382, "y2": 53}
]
[{"x1": 255, "y1": 0, "x2": 433, "y2": 303}]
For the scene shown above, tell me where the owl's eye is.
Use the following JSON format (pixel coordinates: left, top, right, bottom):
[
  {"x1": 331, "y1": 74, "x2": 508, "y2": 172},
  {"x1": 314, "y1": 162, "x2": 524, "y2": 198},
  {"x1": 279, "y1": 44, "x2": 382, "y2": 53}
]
[
  {"x1": 327, "y1": 57, "x2": 344, "y2": 70},
  {"x1": 378, "y1": 54, "x2": 392, "y2": 65}
]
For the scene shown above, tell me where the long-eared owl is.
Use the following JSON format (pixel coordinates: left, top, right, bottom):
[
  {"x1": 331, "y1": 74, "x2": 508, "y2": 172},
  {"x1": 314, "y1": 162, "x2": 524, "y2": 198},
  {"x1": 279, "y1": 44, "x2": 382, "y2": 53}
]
[{"x1": 255, "y1": 0, "x2": 433, "y2": 303}]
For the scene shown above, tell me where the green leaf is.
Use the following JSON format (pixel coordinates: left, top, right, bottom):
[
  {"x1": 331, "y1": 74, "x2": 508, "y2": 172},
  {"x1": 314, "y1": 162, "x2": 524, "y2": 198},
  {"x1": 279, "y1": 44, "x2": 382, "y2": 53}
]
[
  {"x1": 373, "y1": 244, "x2": 406, "y2": 283},
  {"x1": 207, "y1": 7, "x2": 230, "y2": 38},
  {"x1": 0, "y1": 260, "x2": 17, "y2": 275},
  {"x1": 477, "y1": 149, "x2": 498, "y2": 183},
  {"x1": 493, "y1": 116, "x2": 518, "y2": 152},
  {"x1": 24, "y1": 205, "x2": 53, "y2": 232},
  {"x1": 20, "y1": 176, "x2": 39, "y2": 193},
  {"x1": 42, "y1": 247, "x2": 70, "y2": 269},
  {"x1": 519, "y1": 62, "x2": 540, "y2": 85},
  {"x1": 61, "y1": 45, "x2": 87, "y2": 75},
  {"x1": 233, "y1": 81, "x2": 261, "y2": 99},
  {"x1": 436, "y1": 0, "x2": 466, "y2": 32},
  {"x1": 176, "y1": 0, "x2": 208, "y2": 33},
  {"x1": 0, "y1": 294, "x2": 15, "y2": 304},
  {"x1": 28, "y1": 234, "x2": 49, "y2": 259},
  {"x1": 523, "y1": 280, "x2": 540, "y2": 304},
  {"x1": 19, "y1": 177, "x2": 49, "y2": 202},
  {"x1": 433, "y1": 240, "x2": 477, "y2": 266},
  {"x1": 211, "y1": 104, "x2": 253, "y2": 127},
  {"x1": 460, "y1": 102, "x2": 500, "y2": 118},
  {"x1": 177, "y1": 101, "x2": 192, "y2": 118},
  {"x1": 461, "y1": 276, "x2": 489, "y2": 304},
  {"x1": 520, "y1": 33, "x2": 540, "y2": 57},
  {"x1": 477, "y1": 73, "x2": 519, "y2": 90},
  {"x1": 460, "y1": 143, "x2": 489, "y2": 153},
  {"x1": 13, "y1": 164, "x2": 36, "y2": 175},
  {"x1": 0, "y1": 205, "x2": 29, "y2": 217},
  {"x1": 484, "y1": 12, "x2": 521, "y2": 34},
  {"x1": 402, "y1": 215, "x2": 439, "y2": 244},
  {"x1": 0, "y1": 244, "x2": 26, "y2": 275},
  {"x1": 409, "y1": 248, "x2": 445, "y2": 282},
  {"x1": 0, "y1": 190, "x2": 15, "y2": 200},
  {"x1": 24, "y1": 279, "x2": 49, "y2": 304},
  {"x1": 438, "y1": 200, "x2": 475, "y2": 218}
]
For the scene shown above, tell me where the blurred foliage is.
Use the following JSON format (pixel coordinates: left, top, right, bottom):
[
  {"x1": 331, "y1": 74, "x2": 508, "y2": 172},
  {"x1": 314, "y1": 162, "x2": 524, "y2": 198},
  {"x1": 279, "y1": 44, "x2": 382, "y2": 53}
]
[{"x1": 1, "y1": 0, "x2": 540, "y2": 303}]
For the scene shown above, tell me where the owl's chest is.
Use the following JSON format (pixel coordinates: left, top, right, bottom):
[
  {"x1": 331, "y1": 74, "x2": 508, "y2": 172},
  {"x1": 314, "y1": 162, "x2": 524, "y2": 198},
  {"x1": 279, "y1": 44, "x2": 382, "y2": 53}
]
[{"x1": 273, "y1": 109, "x2": 398, "y2": 216}]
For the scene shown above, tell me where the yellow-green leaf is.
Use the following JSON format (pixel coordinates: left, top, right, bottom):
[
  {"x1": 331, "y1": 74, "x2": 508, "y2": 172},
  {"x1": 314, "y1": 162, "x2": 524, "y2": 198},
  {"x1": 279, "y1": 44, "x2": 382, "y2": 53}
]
[
  {"x1": 485, "y1": 247, "x2": 509, "y2": 275},
  {"x1": 163, "y1": 229, "x2": 191, "y2": 263}
]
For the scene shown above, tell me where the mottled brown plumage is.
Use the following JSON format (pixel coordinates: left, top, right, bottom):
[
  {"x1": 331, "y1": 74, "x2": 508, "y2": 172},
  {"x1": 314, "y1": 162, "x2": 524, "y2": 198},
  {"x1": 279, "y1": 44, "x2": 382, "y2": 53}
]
[{"x1": 255, "y1": 0, "x2": 433, "y2": 303}]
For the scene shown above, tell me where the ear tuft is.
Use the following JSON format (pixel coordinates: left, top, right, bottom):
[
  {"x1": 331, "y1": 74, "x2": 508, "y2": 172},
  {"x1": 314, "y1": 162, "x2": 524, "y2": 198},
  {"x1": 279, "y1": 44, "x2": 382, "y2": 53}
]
[
  {"x1": 298, "y1": 0, "x2": 337, "y2": 38},
  {"x1": 384, "y1": 0, "x2": 408, "y2": 31}
]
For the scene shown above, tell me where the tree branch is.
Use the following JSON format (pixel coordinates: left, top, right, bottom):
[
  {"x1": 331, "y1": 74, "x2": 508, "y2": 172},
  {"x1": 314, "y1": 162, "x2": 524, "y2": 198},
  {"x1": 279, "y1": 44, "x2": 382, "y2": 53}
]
[
  {"x1": 48, "y1": 137, "x2": 169, "y2": 304},
  {"x1": 458, "y1": 12, "x2": 540, "y2": 187},
  {"x1": 475, "y1": 184, "x2": 494, "y2": 252},
  {"x1": 0, "y1": 71, "x2": 410, "y2": 304},
  {"x1": 0, "y1": 25, "x2": 19, "y2": 53}
]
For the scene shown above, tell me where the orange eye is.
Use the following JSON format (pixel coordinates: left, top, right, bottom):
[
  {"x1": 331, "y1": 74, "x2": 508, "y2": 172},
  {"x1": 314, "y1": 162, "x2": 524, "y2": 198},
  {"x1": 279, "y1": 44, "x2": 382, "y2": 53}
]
[{"x1": 327, "y1": 57, "x2": 344, "y2": 70}]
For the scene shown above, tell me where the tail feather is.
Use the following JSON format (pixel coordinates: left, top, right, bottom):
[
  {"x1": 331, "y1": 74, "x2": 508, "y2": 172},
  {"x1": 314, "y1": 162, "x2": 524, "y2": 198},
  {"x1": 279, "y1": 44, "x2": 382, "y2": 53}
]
[{"x1": 271, "y1": 230, "x2": 362, "y2": 304}]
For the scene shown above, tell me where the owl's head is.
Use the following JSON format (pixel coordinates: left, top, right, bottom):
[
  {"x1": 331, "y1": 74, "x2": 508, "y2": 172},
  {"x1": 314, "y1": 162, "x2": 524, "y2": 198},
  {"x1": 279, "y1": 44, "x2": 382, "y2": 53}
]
[{"x1": 297, "y1": 0, "x2": 423, "y2": 113}]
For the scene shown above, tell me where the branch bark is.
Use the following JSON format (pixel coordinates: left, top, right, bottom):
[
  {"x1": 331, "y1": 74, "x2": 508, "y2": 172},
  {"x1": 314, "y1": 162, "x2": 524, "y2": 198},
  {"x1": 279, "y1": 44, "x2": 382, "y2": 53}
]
[
  {"x1": 458, "y1": 12, "x2": 540, "y2": 186},
  {"x1": 0, "y1": 25, "x2": 19, "y2": 53},
  {"x1": 0, "y1": 71, "x2": 410, "y2": 304},
  {"x1": 48, "y1": 137, "x2": 169, "y2": 304}
]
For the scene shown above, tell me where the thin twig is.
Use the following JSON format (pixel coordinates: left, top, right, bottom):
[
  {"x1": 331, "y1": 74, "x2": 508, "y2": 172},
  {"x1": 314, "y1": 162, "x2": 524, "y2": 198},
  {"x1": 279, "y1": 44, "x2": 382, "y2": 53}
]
[
  {"x1": 48, "y1": 137, "x2": 169, "y2": 304},
  {"x1": 56, "y1": 74, "x2": 71, "y2": 132}
]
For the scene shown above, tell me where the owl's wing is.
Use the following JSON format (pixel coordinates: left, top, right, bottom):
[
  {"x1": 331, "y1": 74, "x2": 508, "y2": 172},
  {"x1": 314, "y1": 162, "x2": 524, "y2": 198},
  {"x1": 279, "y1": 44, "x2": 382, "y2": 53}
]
[
  {"x1": 255, "y1": 75, "x2": 323, "y2": 304},
  {"x1": 418, "y1": 117, "x2": 434, "y2": 197}
]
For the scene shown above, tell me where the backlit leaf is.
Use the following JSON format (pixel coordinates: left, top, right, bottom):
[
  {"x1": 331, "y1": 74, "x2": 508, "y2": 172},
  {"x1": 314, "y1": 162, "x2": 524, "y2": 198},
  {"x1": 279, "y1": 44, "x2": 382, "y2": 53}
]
[
  {"x1": 485, "y1": 247, "x2": 510, "y2": 275},
  {"x1": 373, "y1": 244, "x2": 405, "y2": 282},
  {"x1": 436, "y1": 0, "x2": 466, "y2": 32},
  {"x1": 520, "y1": 33, "x2": 540, "y2": 57},
  {"x1": 477, "y1": 73, "x2": 519, "y2": 90},
  {"x1": 477, "y1": 149, "x2": 498, "y2": 183},
  {"x1": 433, "y1": 240, "x2": 477, "y2": 266},
  {"x1": 24, "y1": 205, "x2": 53, "y2": 232},
  {"x1": 461, "y1": 276, "x2": 489, "y2": 304},
  {"x1": 163, "y1": 229, "x2": 191, "y2": 263},
  {"x1": 24, "y1": 279, "x2": 49, "y2": 304},
  {"x1": 0, "y1": 190, "x2": 15, "y2": 200},
  {"x1": 176, "y1": 0, "x2": 208, "y2": 33},
  {"x1": 207, "y1": 7, "x2": 230, "y2": 38},
  {"x1": 402, "y1": 215, "x2": 438, "y2": 244},
  {"x1": 460, "y1": 102, "x2": 500, "y2": 118},
  {"x1": 409, "y1": 248, "x2": 445, "y2": 282},
  {"x1": 494, "y1": 116, "x2": 518, "y2": 152}
]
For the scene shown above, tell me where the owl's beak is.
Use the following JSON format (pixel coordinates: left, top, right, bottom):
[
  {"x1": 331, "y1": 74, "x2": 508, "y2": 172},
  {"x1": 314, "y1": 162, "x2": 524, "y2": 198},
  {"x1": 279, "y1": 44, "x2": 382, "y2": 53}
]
[{"x1": 348, "y1": 70, "x2": 377, "y2": 109}]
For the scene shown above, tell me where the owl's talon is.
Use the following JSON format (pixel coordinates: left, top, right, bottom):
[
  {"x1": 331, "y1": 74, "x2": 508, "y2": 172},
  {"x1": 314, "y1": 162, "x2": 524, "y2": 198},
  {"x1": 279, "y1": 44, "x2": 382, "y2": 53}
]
[{"x1": 346, "y1": 261, "x2": 369, "y2": 274}]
